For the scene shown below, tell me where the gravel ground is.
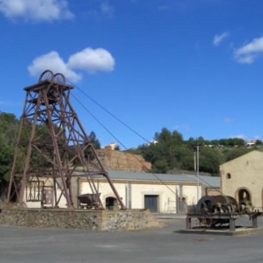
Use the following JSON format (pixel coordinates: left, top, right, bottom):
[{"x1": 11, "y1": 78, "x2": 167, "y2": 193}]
[{"x1": 0, "y1": 216, "x2": 263, "y2": 263}]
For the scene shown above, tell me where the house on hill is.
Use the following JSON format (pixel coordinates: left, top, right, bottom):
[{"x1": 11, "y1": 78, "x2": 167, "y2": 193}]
[{"x1": 220, "y1": 150, "x2": 263, "y2": 211}]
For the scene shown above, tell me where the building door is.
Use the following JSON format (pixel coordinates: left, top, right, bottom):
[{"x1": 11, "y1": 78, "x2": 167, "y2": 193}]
[
  {"x1": 144, "y1": 195, "x2": 158, "y2": 213},
  {"x1": 106, "y1": 197, "x2": 117, "y2": 210}
]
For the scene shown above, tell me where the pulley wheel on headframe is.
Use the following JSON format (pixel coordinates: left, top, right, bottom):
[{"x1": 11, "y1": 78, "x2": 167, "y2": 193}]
[
  {"x1": 39, "y1": 70, "x2": 54, "y2": 82},
  {"x1": 54, "y1": 73, "x2": 66, "y2": 84}
]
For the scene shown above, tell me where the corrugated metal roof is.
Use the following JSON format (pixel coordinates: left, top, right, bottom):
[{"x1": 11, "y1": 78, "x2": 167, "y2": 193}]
[{"x1": 107, "y1": 170, "x2": 220, "y2": 187}]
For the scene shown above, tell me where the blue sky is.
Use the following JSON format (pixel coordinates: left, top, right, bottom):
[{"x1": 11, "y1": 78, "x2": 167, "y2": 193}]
[{"x1": 1, "y1": 0, "x2": 263, "y2": 149}]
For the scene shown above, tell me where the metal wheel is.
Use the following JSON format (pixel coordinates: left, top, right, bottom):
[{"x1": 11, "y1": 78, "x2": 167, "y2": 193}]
[
  {"x1": 54, "y1": 73, "x2": 66, "y2": 84},
  {"x1": 39, "y1": 70, "x2": 54, "y2": 82}
]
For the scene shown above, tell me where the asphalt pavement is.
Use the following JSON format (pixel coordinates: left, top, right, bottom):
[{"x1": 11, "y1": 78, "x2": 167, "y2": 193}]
[{"x1": 0, "y1": 216, "x2": 263, "y2": 263}]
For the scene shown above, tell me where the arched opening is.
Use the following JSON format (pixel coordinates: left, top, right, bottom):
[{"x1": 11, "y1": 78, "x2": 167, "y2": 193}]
[
  {"x1": 176, "y1": 196, "x2": 188, "y2": 213},
  {"x1": 106, "y1": 196, "x2": 117, "y2": 210},
  {"x1": 237, "y1": 188, "x2": 252, "y2": 212}
]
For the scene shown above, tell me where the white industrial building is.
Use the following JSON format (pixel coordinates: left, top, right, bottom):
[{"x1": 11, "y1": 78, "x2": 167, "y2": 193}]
[
  {"x1": 79, "y1": 171, "x2": 220, "y2": 213},
  {"x1": 24, "y1": 171, "x2": 220, "y2": 213}
]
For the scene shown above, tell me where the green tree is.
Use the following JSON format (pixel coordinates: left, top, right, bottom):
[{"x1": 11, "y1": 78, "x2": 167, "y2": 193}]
[
  {"x1": 152, "y1": 159, "x2": 168, "y2": 173},
  {"x1": 139, "y1": 128, "x2": 252, "y2": 175},
  {"x1": 0, "y1": 112, "x2": 20, "y2": 195},
  {"x1": 140, "y1": 128, "x2": 194, "y2": 173},
  {"x1": 0, "y1": 135, "x2": 14, "y2": 181},
  {"x1": 198, "y1": 147, "x2": 223, "y2": 175},
  {"x1": 225, "y1": 148, "x2": 251, "y2": 162},
  {"x1": 255, "y1": 140, "x2": 262, "y2": 147},
  {"x1": 89, "y1": 131, "x2": 101, "y2": 149}
]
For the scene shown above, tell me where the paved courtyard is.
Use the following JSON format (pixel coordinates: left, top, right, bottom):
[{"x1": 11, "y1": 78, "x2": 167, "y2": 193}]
[{"x1": 1, "y1": 216, "x2": 263, "y2": 263}]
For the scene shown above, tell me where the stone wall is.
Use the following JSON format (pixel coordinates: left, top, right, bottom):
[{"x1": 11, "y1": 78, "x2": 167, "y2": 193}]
[{"x1": 0, "y1": 208, "x2": 161, "y2": 231}]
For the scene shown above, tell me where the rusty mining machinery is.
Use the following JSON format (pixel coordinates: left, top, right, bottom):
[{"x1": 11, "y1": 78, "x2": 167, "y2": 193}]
[
  {"x1": 186, "y1": 195, "x2": 261, "y2": 230},
  {"x1": 6, "y1": 70, "x2": 126, "y2": 210},
  {"x1": 196, "y1": 195, "x2": 240, "y2": 227}
]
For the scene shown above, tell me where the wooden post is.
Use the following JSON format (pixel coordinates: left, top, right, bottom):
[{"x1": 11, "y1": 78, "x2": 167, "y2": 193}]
[
  {"x1": 186, "y1": 216, "x2": 191, "y2": 229},
  {"x1": 252, "y1": 216, "x2": 258, "y2": 228},
  {"x1": 229, "y1": 218, "x2": 235, "y2": 231}
]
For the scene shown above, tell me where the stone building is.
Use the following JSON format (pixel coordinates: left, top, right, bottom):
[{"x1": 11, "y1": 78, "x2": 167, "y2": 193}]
[{"x1": 220, "y1": 150, "x2": 263, "y2": 211}]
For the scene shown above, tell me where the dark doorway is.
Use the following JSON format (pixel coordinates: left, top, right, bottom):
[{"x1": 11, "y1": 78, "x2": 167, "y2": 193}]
[
  {"x1": 144, "y1": 195, "x2": 158, "y2": 213},
  {"x1": 238, "y1": 189, "x2": 251, "y2": 203},
  {"x1": 238, "y1": 188, "x2": 251, "y2": 211},
  {"x1": 106, "y1": 196, "x2": 117, "y2": 210}
]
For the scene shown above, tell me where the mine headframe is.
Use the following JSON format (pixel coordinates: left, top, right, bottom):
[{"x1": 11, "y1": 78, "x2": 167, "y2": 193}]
[{"x1": 6, "y1": 70, "x2": 125, "y2": 209}]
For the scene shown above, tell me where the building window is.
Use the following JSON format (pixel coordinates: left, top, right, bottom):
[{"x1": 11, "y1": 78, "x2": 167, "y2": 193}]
[
  {"x1": 227, "y1": 173, "x2": 231, "y2": 179},
  {"x1": 26, "y1": 180, "x2": 43, "y2": 201}
]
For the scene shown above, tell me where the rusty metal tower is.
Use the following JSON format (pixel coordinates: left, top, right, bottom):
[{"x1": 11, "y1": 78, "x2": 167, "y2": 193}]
[{"x1": 7, "y1": 70, "x2": 125, "y2": 209}]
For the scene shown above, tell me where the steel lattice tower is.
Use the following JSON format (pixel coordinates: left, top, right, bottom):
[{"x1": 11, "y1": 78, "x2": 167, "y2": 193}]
[{"x1": 7, "y1": 70, "x2": 125, "y2": 209}]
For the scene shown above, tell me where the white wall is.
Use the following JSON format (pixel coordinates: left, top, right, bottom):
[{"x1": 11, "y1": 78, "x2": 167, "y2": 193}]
[
  {"x1": 23, "y1": 178, "x2": 202, "y2": 213},
  {"x1": 24, "y1": 180, "x2": 67, "y2": 208},
  {"x1": 80, "y1": 180, "x2": 201, "y2": 213}
]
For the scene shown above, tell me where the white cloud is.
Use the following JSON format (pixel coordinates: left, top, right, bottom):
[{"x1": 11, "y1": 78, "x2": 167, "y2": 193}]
[
  {"x1": 223, "y1": 117, "x2": 234, "y2": 123},
  {"x1": 28, "y1": 48, "x2": 115, "y2": 82},
  {"x1": 231, "y1": 134, "x2": 246, "y2": 139},
  {"x1": 100, "y1": 1, "x2": 114, "y2": 18},
  {"x1": 87, "y1": 1, "x2": 115, "y2": 19},
  {"x1": 173, "y1": 124, "x2": 190, "y2": 131},
  {"x1": 28, "y1": 51, "x2": 81, "y2": 82},
  {"x1": 253, "y1": 135, "x2": 260, "y2": 140},
  {"x1": 229, "y1": 134, "x2": 261, "y2": 141},
  {"x1": 68, "y1": 48, "x2": 115, "y2": 73},
  {"x1": 0, "y1": 0, "x2": 74, "y2": 22},
  {"x1": 0, "y1": 100, "x2": 21, "y2": 106},
  {"x1": 234, "y1": 36, "x2": 263, "y2": 64},
  {"x1": 213, "y1": 32, "x2": 229, "y2": 46}
]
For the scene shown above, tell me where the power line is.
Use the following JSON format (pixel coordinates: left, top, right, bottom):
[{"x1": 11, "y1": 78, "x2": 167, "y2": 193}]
[
  {"x1": 70, "y1": 92, "x2": 178, "y2": 195},
  {"x1": 67, "y1": 78, "x2": 150, "y2": 144},
  {"x1": 68, "y1": 78, "x2": 220, "y2": 197}
]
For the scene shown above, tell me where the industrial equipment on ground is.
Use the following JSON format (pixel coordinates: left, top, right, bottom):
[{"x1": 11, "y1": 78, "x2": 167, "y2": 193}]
[{"x1": 186, "y1": 195, "x2": 261, "y2": 231}]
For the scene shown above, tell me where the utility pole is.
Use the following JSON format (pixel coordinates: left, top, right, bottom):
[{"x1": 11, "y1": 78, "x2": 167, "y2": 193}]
[{"x1": 196, "y1": 145, "x2": 200, "y2": 203}]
